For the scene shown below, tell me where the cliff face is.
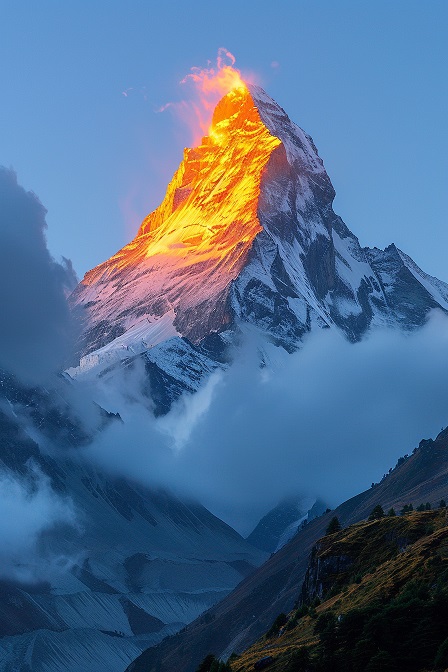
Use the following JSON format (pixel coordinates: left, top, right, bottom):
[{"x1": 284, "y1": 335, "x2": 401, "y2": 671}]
[{"x1": 300, "y1": 545, "x2": 354, "y2": 605}]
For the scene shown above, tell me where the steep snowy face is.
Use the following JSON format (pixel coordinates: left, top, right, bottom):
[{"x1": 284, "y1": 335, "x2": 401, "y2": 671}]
[
  {"x1": 231, "y1": 85, "x2": 448, "y2": 347},
  {"x1": 71, "y1": 85, "x2": 281, "y2": 354},
  {"x1": 231, "y1": 84, "x2": 339, "y2": 347}
]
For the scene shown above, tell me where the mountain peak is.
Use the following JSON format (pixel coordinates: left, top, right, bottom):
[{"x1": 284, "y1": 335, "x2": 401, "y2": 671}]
[
  {"x1": 69, "y1": 85, "x2": 448, "y2": 397},
  {"x1": 209, "y1": 82, "x2": 250, "y2": 127},
  {"x1": 73, "y1": 86, "x2": 282, "y2": 352}
]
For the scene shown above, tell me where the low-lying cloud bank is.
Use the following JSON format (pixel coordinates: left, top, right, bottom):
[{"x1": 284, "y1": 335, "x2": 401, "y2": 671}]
[
  {"x1": 83, "y1": 311, "x2": 448, "y2": 535},
  {"x1": 2, "y1": 168, "x2": 446, "y2": 538}
]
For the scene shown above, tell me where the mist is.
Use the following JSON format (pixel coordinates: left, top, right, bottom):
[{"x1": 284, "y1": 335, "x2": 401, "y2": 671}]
[
  {"x1": 82, "y1": 311, "x2": 448, "y2": 535},
  {"x1": 0, "y1": 463, "x2": 77, "y2": 582},
  {"x1": 0, "y1": 168, "x2": 77, "y2": 384}
]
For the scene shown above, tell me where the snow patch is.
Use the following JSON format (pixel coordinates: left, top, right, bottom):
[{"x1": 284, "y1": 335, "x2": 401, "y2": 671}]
[{"x1": 67, "y1": 311, "x2": 179, "y2": 380}]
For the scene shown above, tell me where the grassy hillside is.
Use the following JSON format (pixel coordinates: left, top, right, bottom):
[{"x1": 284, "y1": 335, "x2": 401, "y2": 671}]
[
  {"x1": 128, "y1": 429, "x2": 448, "y2": 672},
  {"x1": 232, "y1": 509, "x2": 448, "y2": 672}
]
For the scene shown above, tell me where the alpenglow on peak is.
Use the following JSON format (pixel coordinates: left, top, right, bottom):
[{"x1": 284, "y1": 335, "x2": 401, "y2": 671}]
[{"x1": 69, "y1": 84, "x2": 448, "y2": 411}]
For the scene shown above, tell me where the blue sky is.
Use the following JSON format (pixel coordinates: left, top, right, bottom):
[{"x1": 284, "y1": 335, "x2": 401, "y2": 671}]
[{"x1": 1, "y1": 1, "x2": 447, "y2": 280}]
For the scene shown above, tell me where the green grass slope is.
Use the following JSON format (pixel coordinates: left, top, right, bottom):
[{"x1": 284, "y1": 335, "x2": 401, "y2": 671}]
[{"x1": 234, "y1": 509, "x2": 448, "y2": 672}]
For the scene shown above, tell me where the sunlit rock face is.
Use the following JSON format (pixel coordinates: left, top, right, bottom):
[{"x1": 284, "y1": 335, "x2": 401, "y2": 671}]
[
  {"x1": 71, "y1": 86, "x2": 281, "y2": 353},
  {"x1": 69, "y1": 83, "x2": 448, "y2": 404}
]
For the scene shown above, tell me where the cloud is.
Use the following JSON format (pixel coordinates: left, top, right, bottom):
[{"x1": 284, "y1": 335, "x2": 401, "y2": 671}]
[
  {"x1": 121, "y1": 86, "x2": 148, "y2": 101},
  {"x1": 157, "y1": 48, "x2": 258, "y2": 146},
  {"x1": 82, "y1": 312, "x2": 448, "y2": 535},
  {"x1": 0, "y1": 463, "x2": 77, "y2": 582},
  {"x1": 0, "y1": 168, "x2": 77, "y2": 383}
]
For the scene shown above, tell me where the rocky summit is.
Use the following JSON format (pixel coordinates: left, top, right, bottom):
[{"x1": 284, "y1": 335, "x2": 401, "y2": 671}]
[{"x1": 69, "y1": 84, "x2": 448, "y2": 412}]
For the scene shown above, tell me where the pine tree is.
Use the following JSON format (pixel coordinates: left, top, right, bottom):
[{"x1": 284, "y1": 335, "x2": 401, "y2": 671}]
[
  {"x1": 196, "y1": 654, "x2": 217, "y2": 672},
  {"x1": 368, "y1": 504, "x2": 384, "y2": 521},
  {"x1": 266, "y1": 612, "x2": 288, "y2": 638},
  {"x1": 325, "y1": 516, "x2": 342, "y2": 535},
  {"x1": 196, "y1": 656, "x2": 232, "y2": 672}
]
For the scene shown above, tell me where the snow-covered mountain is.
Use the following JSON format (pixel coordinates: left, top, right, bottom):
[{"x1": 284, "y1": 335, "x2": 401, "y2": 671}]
[
  {"x1": 0, "y1": 372, "x2": 265, "y2": 672},
  {"x1": 68, "y1": 84, "x2": 448, "y2": 412},
  {"x1": 246, "y1": 497, "x2": 327, "y2": 554}
]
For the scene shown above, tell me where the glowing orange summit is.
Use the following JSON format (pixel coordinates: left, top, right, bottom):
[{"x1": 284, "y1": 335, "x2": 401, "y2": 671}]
[{"x1": 77, "y1": 84, "x2": 281, "y2": 346}]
